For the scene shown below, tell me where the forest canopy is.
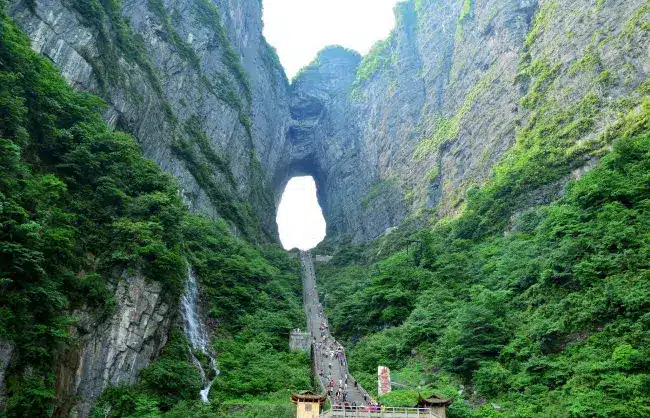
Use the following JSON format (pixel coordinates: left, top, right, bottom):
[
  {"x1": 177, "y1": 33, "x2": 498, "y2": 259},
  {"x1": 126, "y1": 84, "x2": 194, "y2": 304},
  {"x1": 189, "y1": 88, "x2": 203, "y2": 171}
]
[{"x1": 316, "y1": 97, "x2": 650, "y2": 418}]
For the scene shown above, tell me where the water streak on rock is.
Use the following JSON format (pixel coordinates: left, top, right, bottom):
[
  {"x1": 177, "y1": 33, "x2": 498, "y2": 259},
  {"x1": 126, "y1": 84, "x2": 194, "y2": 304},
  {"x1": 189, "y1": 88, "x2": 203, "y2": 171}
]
[{"x1": 181, "y1": 268, "x2": 219, "y2": 403}]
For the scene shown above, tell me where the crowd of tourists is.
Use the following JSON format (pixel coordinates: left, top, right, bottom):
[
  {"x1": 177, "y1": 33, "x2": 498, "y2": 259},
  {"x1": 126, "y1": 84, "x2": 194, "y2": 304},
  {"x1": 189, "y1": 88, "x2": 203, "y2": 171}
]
[{"x1": 303, "y1": 255, "x2": 380, "y2": 410}]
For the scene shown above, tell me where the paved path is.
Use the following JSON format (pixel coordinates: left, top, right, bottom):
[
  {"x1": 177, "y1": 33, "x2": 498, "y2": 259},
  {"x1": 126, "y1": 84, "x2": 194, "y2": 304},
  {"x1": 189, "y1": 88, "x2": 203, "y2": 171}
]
[{"x1": 300, "y1": 252, "x2": 371, "y2": 408}]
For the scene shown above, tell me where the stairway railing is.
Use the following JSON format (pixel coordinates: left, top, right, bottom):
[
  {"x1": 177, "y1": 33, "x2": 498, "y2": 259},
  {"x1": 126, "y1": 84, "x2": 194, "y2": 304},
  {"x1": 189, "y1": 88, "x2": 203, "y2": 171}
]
[{"x1": 320, "y1": 405, "x2": 439, "y2": 418}]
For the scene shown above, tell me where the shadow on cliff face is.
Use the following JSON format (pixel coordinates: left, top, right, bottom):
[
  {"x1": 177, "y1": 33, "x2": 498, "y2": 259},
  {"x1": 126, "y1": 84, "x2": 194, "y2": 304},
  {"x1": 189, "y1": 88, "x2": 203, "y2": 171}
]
[{"x1": 291, "y1": 94, "x2": 324, "y2": 121}]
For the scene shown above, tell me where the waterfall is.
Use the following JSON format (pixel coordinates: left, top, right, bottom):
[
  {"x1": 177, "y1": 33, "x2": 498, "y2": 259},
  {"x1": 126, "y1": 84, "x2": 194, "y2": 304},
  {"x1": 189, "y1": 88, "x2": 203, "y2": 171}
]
[{"x1": 181, "y1": 267, "x2": 219, "y2": 403}]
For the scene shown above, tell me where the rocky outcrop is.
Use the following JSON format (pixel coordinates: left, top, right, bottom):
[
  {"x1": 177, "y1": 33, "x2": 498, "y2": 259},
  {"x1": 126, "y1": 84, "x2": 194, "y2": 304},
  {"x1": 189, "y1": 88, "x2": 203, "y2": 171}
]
[
  {"x1": 283, "y1": 0, "x2": 649, "y2": 242},
  {"x1": 273, "y1": 47, "x2": 374, "y2": 240},
  {"x1": 8, "y1": 0, "x2": 291, "y2": 241},
  {"x1": 53, "y1": 272, "x2": 171, "y2": 417}
]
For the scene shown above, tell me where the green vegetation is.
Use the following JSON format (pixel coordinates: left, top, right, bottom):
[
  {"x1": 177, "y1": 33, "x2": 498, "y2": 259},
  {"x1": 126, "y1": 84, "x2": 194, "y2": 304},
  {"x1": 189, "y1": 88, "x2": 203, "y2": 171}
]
[
  {"x1": 394, "y1": 0, "x2": 417, "y2": 27},
  {"x1": 413, "y1": 0, "x2": 426, "y2": 13},
  {"x1": 466, "y1": 78, "x2": 610, "y2": 239},
  {"x1": 170, "y1": 129, "x2": 259, "y2": 241},
  {"x1": 568, "y1": 44, "x2": 602, "y2": 76},
  {"x1": 455, "y1": 0, "x2": 474, "y2": 41},
  {"x1": 524, "y1": 1, "x2": 558, "y2": 47},
  {"x1": 622, "y1": 4, "x2": 650, "y2": 39},
  {"x1": 292, "y1": 45, "x2": 361, "y2": 87},
  {"x1": 92, "y1": 330, "x2": 203, "y2": 416},
  {"x1": 317, "y1": 6, "x2": 650, "y2": 414},
  {"x1": 0, "y1": 11, "x2": 185, "y2": 415},
  {"x1": 80, "y1": 0, "x2": 262, "y2": 239},
  {"x1": 518, "y1": 58, "x2": 561, "y2": 109},
  {"x1": 172, "y1": 114, "x2": 268, "y2": 241},
  {"x1": 193, "y1": 0, "x2": 252, "y2": 100},
  {"x1": 260, "y1": 36, "x2": 288, "y2": 84},
  {"x1": 461, "y1": 4, "x2": 650, "y2": 242},
  {"x1": 147, "y1": 0, "x2": 201, "y2": 70},
  {"x1": 0, "y1": 9, "x2": 308, "y2": 416},
  {"x1": 414, "y1": 68, "x2": 497, "y2": 159},
  {"x1": 426, "y1": 168, "x2": 440, "y2": 182},
  {"x1": 70, "y1": 0, "x2": 173, "y2": 116},
  {"x1": 459, "y1": 0, "x2": 473, "y2": 23},
  {"x1": 352, "y1": 35, "x2": 395, "y2": 89},
  {"x1": 361, "y1": 179, "x2": 399, "y2": 208},
  {"x1": 183, "y1": 115, "x2": 236, "y2": 187},
  {"x1": 92, "y1": 218, "x2": 311, "y2": 416},
  {"x1": 70, "y1": 0, "x2": 255, "y2": 146},
  {"x1": 317, "y1": 102, "x2": 650, "y2": 416}
]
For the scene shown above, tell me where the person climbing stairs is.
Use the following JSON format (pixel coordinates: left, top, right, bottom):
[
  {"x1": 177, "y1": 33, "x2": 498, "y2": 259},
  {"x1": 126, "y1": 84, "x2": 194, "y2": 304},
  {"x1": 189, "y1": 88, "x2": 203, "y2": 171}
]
[{"x1": 300, "y1": 252, "x2": 371, "y2": 407}]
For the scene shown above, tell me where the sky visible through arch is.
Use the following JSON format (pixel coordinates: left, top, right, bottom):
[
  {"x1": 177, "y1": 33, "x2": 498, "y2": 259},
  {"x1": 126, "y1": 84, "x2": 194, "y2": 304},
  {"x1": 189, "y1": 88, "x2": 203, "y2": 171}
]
[
  {"x1": 265, "y1": 0, "x2": 400, "y2": 250},
  {"x1": 276, "y1": 177, "x2": 326, "y2": 250}
]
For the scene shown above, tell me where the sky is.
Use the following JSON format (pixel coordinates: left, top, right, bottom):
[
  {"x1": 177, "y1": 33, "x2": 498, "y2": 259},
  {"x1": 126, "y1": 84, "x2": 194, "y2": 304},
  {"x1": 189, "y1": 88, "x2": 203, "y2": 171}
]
[
  {"x1": 265, "y1": 0, "x2": 400, "y2": 250},
  {"x1": 276, "y1": 177, "x2": 326, "y2": 250},
  {"x1": 263, "y1": 0, "x2": 401, "y2": 79}
]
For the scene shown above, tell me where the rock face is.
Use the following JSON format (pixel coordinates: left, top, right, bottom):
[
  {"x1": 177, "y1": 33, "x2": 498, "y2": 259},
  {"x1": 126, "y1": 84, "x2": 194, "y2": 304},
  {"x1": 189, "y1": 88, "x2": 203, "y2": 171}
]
[
  {"x1": 285, "y1": 0, "x2": 649, "y2": 242},
  {"x1": 8, "y1": 0, "x2": 649, "y2": 244},
  {"x1": 53, "y1": 272, "x2": 171, "y2": 417},
  {"x1": 4, "y1": 0, "x2": 649, "y2": 414},
  {"x1": 9, "y1": 0, "x2": 291, "y2": 241},
  {"x1": 0, "y1": 340, "x2": 15, "y2": 410}
]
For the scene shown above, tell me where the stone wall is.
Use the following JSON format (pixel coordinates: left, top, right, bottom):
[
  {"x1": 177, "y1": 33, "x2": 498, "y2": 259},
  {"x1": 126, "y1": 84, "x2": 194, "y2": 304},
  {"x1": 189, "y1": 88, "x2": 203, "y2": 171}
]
[{"x1": 289, "y1": 330, "x2": 311, "y2": 353}]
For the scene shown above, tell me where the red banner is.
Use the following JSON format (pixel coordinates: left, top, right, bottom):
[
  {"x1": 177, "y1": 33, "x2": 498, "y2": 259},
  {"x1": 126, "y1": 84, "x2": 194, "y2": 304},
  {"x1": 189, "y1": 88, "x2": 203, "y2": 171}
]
[{"x1": 378, "y1": 366, "x2": 391, "y2": 396}]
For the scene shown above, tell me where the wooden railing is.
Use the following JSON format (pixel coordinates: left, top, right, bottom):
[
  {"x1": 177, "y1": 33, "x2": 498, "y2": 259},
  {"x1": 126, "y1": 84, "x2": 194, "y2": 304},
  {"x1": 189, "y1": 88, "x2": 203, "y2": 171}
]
[{"x1": 320, "y1": 406, "x2": 439, "y2": 418}]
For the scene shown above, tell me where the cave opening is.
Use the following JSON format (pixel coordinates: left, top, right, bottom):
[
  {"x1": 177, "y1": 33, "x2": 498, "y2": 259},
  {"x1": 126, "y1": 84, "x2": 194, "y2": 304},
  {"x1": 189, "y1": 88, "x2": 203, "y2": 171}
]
[{"x1": 276, "y1": 176, "x2": 326, "y2": 251}]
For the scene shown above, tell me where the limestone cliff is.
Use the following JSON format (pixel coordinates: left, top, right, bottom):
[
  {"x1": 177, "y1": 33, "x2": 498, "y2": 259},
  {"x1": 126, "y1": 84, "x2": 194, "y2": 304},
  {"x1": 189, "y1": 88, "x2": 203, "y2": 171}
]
[
  {"x1": 53, "y1": 272, "x2": 171, "y2": 417},
  {"x1": 3, "y1": 0, "x2": 649, "y2": 415},
  {"x1": 9, "y1": 0, "x2": 649, "y2": 243},
  {"x1": 9, "y1": 0, "x2": 291, "y2": 241},
  {"x1": 287, "y1": 0, "x2": 649, "y2": 242}
]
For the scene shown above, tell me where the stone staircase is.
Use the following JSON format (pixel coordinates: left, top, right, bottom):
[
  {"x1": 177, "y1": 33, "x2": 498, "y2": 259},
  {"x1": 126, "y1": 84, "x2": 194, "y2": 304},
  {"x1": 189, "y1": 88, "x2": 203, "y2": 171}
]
[
  {"x1": 301, "y1": 252, "x2": 370, "y2": 406},
  {"x1": 300, "y1": 252, "x2": 443, "y2": 418}
]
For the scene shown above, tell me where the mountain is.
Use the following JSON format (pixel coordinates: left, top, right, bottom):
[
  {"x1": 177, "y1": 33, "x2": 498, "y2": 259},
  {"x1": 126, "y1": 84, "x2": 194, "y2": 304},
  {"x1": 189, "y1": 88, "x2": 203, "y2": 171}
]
[
  {"x1": 8, "y1": 0, "x2": 291, "y2": 242},
  {"x1": 0, "y1": 0, "x2": 648, "y2": 416},
  {"x1": 287, "y1": 0, "x2": 648, "y2": 242},
  {"x1": 8, "y1": 0, "x2": 649, "y2": 243}
]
